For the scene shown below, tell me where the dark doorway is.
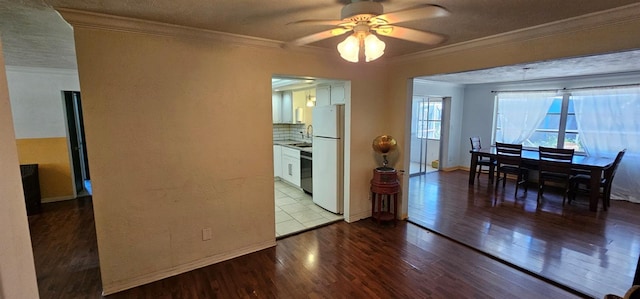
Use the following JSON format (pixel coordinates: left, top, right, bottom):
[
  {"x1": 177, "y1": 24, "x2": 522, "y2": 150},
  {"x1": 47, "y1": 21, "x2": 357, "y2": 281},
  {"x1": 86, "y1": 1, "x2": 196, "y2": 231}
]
[{"x1": 63, "y1": 91, "x2": 91, "y2": 196}]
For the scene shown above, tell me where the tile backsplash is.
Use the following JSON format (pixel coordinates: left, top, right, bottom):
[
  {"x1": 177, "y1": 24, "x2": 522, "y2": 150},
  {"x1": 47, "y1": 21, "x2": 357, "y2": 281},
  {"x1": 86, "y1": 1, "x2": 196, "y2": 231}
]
[{"x1": 273, "y1": 123, "x2": 311, "y2": 141}]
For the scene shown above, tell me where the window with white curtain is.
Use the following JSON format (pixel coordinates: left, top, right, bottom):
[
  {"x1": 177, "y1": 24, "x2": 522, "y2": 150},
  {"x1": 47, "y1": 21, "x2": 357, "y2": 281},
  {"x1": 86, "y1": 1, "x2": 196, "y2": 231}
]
[
  {"x1": 571, "y1": 86, "x2": 640, "y2": 203},
  {"x1": 494, "y1": 91, "x2": 556, "y2": 146},
  {"x1": 494, "y1": 86, "x2": 640, "y2": 203},
  {"x1": 495, "y1": 92, "x2": 585, "y2": 151}
]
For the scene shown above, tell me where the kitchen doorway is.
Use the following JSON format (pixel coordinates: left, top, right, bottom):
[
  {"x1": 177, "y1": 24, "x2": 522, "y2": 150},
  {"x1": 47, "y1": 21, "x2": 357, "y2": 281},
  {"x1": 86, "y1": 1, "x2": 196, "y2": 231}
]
[
  {"x1": 271, "y1": 75, "x2": 348, "y2": 238},
  {"x1": 409, "y1": 96, "x2": 442, "y2": 176}
]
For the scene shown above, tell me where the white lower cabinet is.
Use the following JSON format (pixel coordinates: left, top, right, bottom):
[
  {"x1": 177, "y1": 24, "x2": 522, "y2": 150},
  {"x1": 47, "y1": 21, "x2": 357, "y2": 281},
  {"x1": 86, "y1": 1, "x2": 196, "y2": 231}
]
[
  {"x1": 273, "y1": 145, "x2": 282, "y2": 177},
  {"x1": 280, "y1": 147, "x2": 301, "y2": 187}
]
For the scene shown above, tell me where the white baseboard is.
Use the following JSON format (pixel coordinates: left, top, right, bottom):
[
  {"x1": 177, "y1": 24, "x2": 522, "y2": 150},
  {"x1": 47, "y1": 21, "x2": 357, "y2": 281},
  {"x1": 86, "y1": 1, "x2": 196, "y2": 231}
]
[
  {"x1": 346, "y1": 210, "x2": 371, "y2": 223},
  {"x1": 102, "y1": 239, "x2": 276, "y2": 296},
  {"x1": 41, "y1": 196, "x2": 74, "y2": 203}
]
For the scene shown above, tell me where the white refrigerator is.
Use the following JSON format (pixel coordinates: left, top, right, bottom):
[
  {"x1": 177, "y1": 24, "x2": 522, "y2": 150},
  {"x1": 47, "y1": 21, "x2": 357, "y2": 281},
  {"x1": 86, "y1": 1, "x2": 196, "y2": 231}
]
[{"x1": 312, "y1": 105, "x2": 344, "y2": 214}]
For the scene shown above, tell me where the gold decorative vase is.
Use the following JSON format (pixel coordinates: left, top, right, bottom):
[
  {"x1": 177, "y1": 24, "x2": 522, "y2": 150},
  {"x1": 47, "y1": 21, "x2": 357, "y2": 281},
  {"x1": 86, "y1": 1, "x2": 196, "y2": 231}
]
[{"x1": 372, "y1": 135, "x2": 397, "y2": 171}]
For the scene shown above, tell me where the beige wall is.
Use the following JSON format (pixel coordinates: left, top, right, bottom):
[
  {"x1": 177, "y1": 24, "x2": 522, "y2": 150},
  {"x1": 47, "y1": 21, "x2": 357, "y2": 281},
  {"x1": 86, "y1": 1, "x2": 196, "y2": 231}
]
[
  {"x1": 59, "y1": 7, "x2": 640, "y2": 295},
  {"x1": 0, "y1": 40, "x2": 40, "y2": 299},
  {"x1": 63, "y1": 11, "x2": 388, "y2": 294}
]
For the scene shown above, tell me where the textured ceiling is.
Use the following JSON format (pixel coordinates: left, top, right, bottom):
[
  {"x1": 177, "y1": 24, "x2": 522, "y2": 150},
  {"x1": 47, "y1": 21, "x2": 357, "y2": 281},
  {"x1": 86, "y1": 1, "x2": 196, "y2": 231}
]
[
  {"x1": 1, "y1": 0, "x2": 640, "y2": 83},
  {"x1": 418, "y1": 49, "x2": 640, "y2": 84}
]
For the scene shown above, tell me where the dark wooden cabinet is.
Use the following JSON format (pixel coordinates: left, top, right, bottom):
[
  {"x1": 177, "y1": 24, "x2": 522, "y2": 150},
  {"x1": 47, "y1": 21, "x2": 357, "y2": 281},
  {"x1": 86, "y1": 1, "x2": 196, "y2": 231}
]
[
  {"x1": 20, "y1": 164, "x2": 41, "y2": 215},
  {"x1": 370, "y1": 168, "x2": 399, "y2": 225}
]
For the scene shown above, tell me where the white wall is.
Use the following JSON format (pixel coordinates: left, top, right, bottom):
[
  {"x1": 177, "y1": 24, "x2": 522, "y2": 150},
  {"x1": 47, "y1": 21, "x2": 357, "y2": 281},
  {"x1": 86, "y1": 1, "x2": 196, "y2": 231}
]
[
  {"x1": 6, "y1": 66, "x2": 80, "y2": 138},
  {"x1": 0, "y1": 40, "x2": 40, "y2": 299}
]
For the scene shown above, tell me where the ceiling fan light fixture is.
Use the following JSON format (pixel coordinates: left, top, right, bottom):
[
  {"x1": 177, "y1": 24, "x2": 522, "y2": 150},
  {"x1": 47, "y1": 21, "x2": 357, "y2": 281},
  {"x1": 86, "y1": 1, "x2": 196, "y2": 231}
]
[
  {"x1": 364, "y1": 33, "x2": 385, "y2": 62},
  {"x1": 290, "y1": 3, "x2": 448, "y2": 63},
  {"x1": 337, "y1": 34, "x2": 360, "y2": 63}
]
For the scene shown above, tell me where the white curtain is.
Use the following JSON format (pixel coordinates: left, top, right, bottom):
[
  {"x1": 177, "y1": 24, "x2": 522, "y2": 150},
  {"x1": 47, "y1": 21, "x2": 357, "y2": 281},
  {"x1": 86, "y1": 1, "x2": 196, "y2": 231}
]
[
  {"x1": 496, "y1": 92, "x2": 555, "y2": 144},
  {"x1": 572, "y1": 86, "x2": 640, "y2": 203}
]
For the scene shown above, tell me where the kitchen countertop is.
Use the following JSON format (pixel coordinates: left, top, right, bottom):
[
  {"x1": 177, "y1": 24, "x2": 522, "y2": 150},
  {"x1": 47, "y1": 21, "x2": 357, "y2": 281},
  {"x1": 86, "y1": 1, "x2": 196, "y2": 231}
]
[{"x1": 274, "y1": 140, "x2": 312, "y2": 153}]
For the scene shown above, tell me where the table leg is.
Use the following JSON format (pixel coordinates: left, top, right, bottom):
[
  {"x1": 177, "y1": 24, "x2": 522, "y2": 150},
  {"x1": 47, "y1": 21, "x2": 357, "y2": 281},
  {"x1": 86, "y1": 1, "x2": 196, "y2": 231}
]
[
  {"x1": 489, "y1": 160, "x2": 495, "y2": 184},
  {"x1": 376, "y1": 193, "x2": 381, "y2": 223},
  {"x1": 371, "y1": 191, "x2": 376, "y2": 222},
  {"x1": 469, "y1": 153, "x2": 478, "y2": 185},
  {"x1": 589, "y1": 168, "x2": 600, "y2": 212},
  {"x1": 392, "y1": 193, "x2": 398, "y2": 227}
]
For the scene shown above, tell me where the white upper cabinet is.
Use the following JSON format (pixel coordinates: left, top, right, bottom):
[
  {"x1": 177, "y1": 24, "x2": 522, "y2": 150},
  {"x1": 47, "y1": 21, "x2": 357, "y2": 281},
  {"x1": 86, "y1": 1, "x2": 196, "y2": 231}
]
[
  {"x1": 272, "y1": 91, "x2": 295, "y2": 124},
  {"x1": 330, "y1": 83, "x2": 346, "y2": 105},
  {"x1": 315, "y1": 85, "x2": 331, "y2": 107},
  {"x1": 315, "y1": 82, "x2": 350, "y2": 106},
  {"x1": 281, "y1": 91, "x2": 293, "y2": 123},
  {"x1": 272, "y1": 92, "x2": 282, "y2": 123}
]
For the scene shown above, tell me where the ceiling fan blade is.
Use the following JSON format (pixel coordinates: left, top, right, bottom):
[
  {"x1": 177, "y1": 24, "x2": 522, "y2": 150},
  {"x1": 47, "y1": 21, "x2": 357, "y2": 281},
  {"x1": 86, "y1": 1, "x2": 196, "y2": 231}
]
[
  {"x1": 287, "y1": 28, "x2": 351, "y2": 47},
  {"x1": 374, "y1": 25, "x2": 446, "y2": 45},
  {"x1": 288, "y1": 19, "x2": 350, "y2": 26},
  {"x1": 370, "y1": 4, "x2": 449, "y2": 25}
]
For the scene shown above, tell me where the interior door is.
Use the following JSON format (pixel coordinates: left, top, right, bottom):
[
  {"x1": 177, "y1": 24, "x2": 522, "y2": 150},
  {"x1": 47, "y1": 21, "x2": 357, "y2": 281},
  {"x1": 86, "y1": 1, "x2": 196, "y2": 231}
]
[
  {"x1": 424, "y1": 97, "x2": 442, "y2": 173},
  {"x1": 410, "y1": 96, "x2": 443, "y2": 176},
  {"x1": 64, "y1": 91, "x2": 90, "y2": 195},
  {"x1": 410, "y1": 96, "x2": 428, "y2": 176}
]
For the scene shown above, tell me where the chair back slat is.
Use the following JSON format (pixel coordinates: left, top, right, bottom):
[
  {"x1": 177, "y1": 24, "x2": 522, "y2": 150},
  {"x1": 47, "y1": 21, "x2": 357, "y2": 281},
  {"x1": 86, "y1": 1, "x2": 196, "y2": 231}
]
[
  {"x1": 470, "y1": 136, "x2": 482, "y2": 150},
  {"x1": 495, "y1": 142, "x2": 522, "y2": 166},
  {"x1": 539, "y1": 147, "x2": 574, "y2": 175},
  {"x1": 604, "y1": 149, "x2": 626, "y2": 183}
]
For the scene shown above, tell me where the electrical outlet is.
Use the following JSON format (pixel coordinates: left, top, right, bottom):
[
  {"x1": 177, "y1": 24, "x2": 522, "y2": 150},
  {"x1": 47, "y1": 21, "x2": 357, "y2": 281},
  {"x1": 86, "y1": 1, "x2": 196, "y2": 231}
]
[{"x1": 202, "y1": 228, "x2": 212, "y2": 241}]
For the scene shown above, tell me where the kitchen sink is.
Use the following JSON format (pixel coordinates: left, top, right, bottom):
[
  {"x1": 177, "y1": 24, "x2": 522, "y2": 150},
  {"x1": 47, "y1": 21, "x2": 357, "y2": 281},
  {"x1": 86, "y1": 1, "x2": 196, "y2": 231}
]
[{"x1": 291, "y1": 142, "x2": 312, "y2": 148}]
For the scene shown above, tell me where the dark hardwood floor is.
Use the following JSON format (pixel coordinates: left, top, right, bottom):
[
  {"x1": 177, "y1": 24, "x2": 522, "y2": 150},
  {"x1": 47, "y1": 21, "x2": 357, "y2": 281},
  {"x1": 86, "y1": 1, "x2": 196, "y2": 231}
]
[
  {"x1": 27, "y1": 170, "x2": 639, "y2": 298},
  {"x1": 28, "y1": 197, "x2": 103, "y2": 299},
  {"x1": 408, "y1": 170, "x2": 640, "y2": 299}
]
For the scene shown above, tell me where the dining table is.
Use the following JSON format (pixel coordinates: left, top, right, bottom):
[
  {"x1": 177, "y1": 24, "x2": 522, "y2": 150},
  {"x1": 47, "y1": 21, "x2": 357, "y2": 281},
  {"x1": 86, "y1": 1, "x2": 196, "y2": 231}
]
[{"x1": 469, "y1": 148, "x2": 616, "y2": 212}]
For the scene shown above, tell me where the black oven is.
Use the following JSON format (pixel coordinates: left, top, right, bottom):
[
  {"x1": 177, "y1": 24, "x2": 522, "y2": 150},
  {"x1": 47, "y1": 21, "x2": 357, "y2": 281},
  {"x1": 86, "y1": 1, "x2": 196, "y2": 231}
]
[{"x1": 300, "y1": 151, "x2": 312, "y2": 194}]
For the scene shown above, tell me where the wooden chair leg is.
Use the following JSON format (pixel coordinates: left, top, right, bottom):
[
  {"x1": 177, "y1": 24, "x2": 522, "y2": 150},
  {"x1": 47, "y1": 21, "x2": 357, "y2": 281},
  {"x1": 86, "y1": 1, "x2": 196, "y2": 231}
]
[
  {"x1": 514, "y1": 173, "x2": 520, "y2": 197},
  {"x1": 537, "y1": 180, "x2": 543, "y2": 204}
]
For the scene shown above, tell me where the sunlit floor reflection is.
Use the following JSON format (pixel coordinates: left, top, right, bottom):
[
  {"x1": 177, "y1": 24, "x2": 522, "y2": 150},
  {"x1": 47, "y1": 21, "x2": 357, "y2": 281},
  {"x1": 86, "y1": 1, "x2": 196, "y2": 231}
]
[{"x1": 407, "y1": 170, "x2": 640, "y2": 299}]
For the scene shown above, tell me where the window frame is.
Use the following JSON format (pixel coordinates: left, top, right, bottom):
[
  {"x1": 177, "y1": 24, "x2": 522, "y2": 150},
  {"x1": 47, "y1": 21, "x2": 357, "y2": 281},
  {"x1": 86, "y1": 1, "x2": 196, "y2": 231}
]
[
  {"x1": 417, "y1": 98, "x2": 442, "y2": 140},
  {"x1": 494, "y1": 92, "x2": 584, "y2": 153}
]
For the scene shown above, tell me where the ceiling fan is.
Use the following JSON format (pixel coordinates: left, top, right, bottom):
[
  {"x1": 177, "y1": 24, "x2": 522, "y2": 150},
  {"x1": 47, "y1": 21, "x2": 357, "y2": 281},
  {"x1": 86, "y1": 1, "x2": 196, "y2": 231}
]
[{"x1": 286, "y1": 0, "x2": 449, "y2": 63}]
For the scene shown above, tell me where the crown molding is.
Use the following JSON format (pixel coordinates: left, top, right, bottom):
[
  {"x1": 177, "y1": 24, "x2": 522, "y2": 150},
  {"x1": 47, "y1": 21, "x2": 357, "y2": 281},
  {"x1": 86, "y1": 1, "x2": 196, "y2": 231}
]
[
  {"x1": 5, "y1": 65, "x2": 78, "y2": 76},
  {"x1": 413, "y1": 78, "x2": 464, "y2": 88},
  {"x1": 393, "y1": 3, "x2": 640, "y2": 63},
  {"x1": 55, "y1": 8, "x2": 292, "y2": 52}
]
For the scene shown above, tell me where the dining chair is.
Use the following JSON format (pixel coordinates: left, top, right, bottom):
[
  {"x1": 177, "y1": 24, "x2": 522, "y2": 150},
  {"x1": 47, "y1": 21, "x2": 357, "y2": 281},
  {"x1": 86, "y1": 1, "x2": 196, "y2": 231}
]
[
  {"x1": 569, "y1": 149, "x2": 626, "y2": 211},
  {"x1": 494, "y1": 142, "x2": 528, "y2": 197},
  {"x1": 470, "y1": 136, "x2": 495, "y2": 182},
  {"x1": 537, "y1": 146, "x2": 575, "y2": 205}
]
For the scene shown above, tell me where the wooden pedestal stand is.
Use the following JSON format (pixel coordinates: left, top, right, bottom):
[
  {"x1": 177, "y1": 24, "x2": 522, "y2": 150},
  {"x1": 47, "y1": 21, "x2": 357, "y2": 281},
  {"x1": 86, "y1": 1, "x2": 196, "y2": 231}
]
[{"x1": 370, "y1": 167, "x2": 399, "y2": 226}]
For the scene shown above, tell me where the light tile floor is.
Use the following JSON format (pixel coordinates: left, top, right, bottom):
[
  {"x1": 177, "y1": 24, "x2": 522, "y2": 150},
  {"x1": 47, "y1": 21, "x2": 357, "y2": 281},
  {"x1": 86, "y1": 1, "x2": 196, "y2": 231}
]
[{"x1": 275, "y1": 180, "x2": 343, "y2": 238}]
